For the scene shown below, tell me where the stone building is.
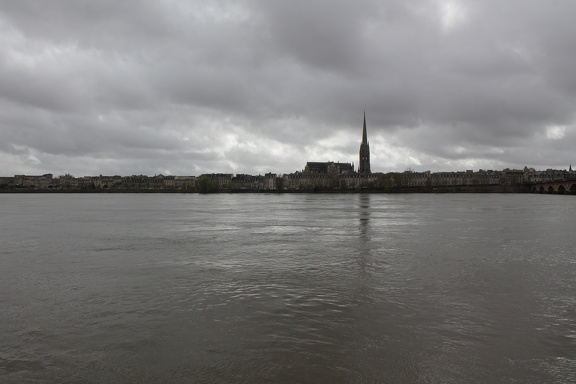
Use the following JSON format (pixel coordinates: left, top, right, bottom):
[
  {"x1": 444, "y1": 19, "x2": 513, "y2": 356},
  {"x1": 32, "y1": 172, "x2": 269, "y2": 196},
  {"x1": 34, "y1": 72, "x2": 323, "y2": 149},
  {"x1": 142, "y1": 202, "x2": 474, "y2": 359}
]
[
  {"x1": 501, "y1": 169, "x2": 524, "y2": 185},
  {"x1": 359, "y1": 112, "x2": 371, "y2": 174},
  {"x1": 174, "y1": 176, "x2": 196, "y2": 190},
  {"x1": 0, "y1": 177, "x2": 15, "y2": 189},
  {"x1": 304, "y1": 162, "x2": 354, "y2": 175},
  {"x1": 122, "y1": 175, "x2": 164, "y2": 189},
  {"x1": 13, "y1": 174, "x2": 54, "y2": 189},
  {"x1": 200, "y1": 173, "x2": 233, "y2": 190},
  {"x1": 264, "y1": 173, "x2": 277, "y2": 190}
]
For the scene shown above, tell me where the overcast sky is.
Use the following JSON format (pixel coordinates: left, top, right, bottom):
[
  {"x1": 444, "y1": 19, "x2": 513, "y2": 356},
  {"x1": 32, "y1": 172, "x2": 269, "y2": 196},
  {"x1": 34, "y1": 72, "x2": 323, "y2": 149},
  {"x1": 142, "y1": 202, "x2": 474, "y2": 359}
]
[{"x1": 1, "y1": 0, "x2": 575, "y2": 177}]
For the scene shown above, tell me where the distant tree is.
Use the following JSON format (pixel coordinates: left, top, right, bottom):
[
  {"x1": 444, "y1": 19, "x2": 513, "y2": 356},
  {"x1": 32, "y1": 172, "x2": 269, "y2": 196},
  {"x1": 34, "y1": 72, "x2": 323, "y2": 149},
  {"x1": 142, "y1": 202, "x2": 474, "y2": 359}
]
[
  {"x1": 384, "y1": 173, "x2": 400, "y2": 188},
  {"x1": 395, "y1": 173, "x2": 405, "y2": 187},
  {"x1": 198, "y1": 176, "x2": 218, "y2": 193},
  {"x1": 374, "y1": 176, "x2": 387, "y2": 190},
  {"x1": 275, "y1": 177, "x2": 284, "y2": 191}
]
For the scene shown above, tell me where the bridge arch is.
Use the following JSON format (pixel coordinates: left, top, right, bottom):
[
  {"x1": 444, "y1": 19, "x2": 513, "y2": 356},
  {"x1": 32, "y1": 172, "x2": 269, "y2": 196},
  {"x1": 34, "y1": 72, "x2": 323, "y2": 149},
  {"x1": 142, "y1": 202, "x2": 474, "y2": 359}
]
[
  {"x1": 547, "y1": 185, "x2": 555, "y2": 193},
  {"x1": 557, "y1": 184, "x2": 566, "y2": 194}
]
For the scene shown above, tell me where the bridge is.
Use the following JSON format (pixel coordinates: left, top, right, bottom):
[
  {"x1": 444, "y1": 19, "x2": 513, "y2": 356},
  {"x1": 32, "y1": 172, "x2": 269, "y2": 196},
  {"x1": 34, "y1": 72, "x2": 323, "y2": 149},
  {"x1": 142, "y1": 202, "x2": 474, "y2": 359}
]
[{"x1": 530, "y1": 179, "x2": 576, "y2": 194}]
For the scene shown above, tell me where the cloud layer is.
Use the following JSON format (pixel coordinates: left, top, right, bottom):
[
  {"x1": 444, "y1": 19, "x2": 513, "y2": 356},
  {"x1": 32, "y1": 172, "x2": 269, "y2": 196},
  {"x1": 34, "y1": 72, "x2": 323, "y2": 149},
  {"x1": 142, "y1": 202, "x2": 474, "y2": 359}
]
[{"x1": 1, "y1": 0, "x2": 575, "y2": 176}]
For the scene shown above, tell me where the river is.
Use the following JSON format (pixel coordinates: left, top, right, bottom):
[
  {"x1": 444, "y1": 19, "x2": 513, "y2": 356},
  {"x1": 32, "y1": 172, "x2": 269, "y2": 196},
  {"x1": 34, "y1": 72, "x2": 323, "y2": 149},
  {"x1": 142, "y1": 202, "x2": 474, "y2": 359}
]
[{"x1": 1, "y1": 193, "x2": 575, "y2": 383}]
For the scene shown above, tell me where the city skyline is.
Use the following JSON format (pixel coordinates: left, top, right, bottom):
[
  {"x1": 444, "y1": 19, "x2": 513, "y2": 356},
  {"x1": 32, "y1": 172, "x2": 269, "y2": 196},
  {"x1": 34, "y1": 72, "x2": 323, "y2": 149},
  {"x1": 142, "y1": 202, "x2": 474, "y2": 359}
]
[
  {"x1": 1, "y1": 1, "x2": 575, "y2": 177},
  {"x1": 2, "y1": 111, "x2": 573, "y2": 179},
  {"x1": 2, "y1": 116, "x2": 574, "y2": 192}
]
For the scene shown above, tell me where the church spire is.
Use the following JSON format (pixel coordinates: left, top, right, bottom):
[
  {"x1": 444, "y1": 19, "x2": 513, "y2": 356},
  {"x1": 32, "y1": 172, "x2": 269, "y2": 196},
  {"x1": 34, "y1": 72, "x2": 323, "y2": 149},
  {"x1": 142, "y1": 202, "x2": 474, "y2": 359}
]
[
  {"x1": 359, "y1": 112, "x2": 371, "y2": 174},
  {"x1": 362, "y1": 111, "x2": 368, "y2": 144}
]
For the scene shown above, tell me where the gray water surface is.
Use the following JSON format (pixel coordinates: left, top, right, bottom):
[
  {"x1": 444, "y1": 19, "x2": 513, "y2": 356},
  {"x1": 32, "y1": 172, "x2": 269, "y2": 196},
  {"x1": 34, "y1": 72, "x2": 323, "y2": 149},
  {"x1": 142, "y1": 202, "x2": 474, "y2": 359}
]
[{"x1": 1, "y1": 193, "x2": 575, "y2": 383}]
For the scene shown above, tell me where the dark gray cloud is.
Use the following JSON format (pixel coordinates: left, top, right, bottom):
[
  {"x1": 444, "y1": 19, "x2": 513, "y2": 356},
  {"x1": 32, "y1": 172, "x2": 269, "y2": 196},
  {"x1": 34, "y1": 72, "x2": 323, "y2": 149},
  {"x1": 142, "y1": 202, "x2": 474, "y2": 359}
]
[{"x1": 1, "y1": 0, "x2": 575, "y2": 177}]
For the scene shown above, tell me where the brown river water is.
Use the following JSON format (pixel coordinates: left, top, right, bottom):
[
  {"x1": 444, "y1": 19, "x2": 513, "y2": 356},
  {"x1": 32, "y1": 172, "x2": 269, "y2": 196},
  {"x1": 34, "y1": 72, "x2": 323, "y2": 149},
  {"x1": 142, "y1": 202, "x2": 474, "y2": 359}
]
[{"x1": 1, "y1": 193, "x2": 575, "y2": 383}]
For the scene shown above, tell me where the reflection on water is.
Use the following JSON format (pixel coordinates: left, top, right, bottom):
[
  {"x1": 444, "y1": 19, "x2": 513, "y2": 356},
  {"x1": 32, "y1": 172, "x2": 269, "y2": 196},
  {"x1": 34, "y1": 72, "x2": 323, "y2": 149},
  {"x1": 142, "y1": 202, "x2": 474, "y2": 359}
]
[
  {"x1": 1, "y1": 193, "x2": 576, "y2": 383},
  {"x1": 358, "y1": 193, "x2": 370, "y2": 235},
  {"x1": 356, "y1": 194, "x2": 371, "y2": 284}
]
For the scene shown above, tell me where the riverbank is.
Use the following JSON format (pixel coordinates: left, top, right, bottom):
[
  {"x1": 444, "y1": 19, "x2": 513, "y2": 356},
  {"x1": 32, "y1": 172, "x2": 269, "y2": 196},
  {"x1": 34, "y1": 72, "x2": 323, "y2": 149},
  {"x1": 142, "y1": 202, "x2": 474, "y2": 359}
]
[{"x1": 0, "y1": 184, "x2": 535, "y2": 193}]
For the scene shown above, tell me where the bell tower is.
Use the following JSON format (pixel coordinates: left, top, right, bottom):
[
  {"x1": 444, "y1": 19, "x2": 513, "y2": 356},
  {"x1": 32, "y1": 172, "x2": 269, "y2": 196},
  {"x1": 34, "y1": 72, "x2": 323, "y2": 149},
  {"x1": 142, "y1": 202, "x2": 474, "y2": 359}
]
[{"x1": 359, "y1": 112, "x2": 371, "y2": 174}]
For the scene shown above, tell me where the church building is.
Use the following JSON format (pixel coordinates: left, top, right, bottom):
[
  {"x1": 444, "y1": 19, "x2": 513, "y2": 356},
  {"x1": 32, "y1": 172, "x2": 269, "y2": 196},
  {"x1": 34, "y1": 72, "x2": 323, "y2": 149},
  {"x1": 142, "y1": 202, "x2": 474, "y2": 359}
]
[
  {"x1": 359, "y1": 112, "x2": 371, "y2": 174},
  {"x1": 298, "y1": 112, "x2": 372, "y2": 177}
]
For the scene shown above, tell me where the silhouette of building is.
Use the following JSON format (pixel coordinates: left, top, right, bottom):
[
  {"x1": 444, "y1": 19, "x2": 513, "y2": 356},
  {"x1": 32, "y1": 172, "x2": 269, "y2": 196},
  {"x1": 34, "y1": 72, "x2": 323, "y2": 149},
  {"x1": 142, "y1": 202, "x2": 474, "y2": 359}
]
[
  {"x1": 359, "y1": 112, "x2": 371, "y2": 174},
  {"x1": 304, "y1": 161, "x2": 354, "y2": 174}
]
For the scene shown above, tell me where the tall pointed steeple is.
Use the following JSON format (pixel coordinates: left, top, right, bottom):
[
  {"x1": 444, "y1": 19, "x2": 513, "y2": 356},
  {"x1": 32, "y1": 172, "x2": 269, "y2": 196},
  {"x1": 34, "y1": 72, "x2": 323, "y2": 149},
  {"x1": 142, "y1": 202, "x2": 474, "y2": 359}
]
[
  {"x1": 362, "y1": 111, "x2": 368, "y2": 144},
  {"x1": 359, "y1": 111, "x2": 371, "y2": 174}
]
